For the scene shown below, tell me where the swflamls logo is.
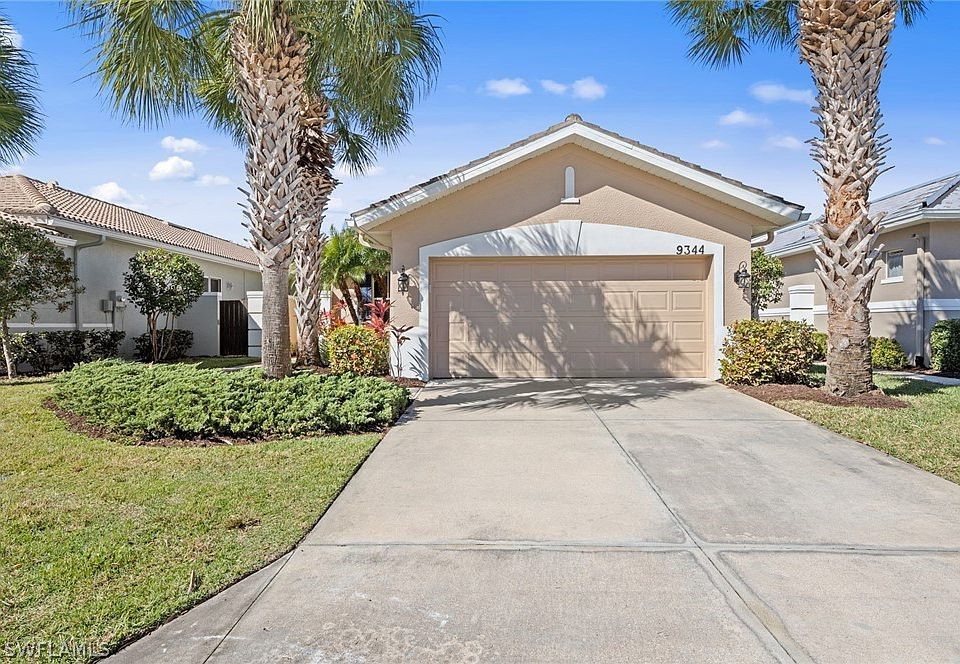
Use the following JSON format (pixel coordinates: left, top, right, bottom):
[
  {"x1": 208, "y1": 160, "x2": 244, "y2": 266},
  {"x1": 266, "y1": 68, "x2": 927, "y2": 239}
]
[{"x1": 3, "y1": 639, "x2": 109, "y2": 659}]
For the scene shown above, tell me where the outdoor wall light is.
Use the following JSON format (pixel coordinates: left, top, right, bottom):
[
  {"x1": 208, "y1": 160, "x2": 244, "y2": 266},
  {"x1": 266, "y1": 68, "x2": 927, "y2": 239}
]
[
  {"x1": 733, "y1": 261, "x2": 752, "y2": 290},
  {"x1": 396, "y1": 266, "x2": 410, "y2": 294}
]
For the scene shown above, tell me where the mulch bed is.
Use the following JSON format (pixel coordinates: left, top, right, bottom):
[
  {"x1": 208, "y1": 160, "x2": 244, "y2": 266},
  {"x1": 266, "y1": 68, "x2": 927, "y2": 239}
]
[{"x1": 733, "y1": 383, "x2": 909, "y2": 409}]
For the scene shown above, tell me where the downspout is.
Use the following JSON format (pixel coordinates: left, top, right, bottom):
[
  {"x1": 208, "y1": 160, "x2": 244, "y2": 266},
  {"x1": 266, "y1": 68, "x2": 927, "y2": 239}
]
[
  {"x1": 73, "y1": 234, "x2": 106, "y2": 329},
  {"x1": 913, "y1": 232, "x2": 927, "y2": 367},
  {"x1": 751, "y1": 230, "x2": 776, "y2": 248}
]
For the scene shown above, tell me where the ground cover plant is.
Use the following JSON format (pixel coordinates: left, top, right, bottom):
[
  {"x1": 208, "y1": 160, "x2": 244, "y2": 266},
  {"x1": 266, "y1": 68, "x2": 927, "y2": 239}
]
[
  {"x1": 0, "y1": 379, "x2": 379, "y2": 660},
  {"x1": 54, "y1": 360, "x2": 408, "y2": 441}
]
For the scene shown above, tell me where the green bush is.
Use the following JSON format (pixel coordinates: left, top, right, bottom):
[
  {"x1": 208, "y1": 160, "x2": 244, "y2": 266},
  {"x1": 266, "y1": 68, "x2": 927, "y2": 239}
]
[
  {"x1": 811, "y1": 331, "x2": 828, "y2": 361},
  {"x1": 720, "y1": 319, "x2": 819, "y2": 385},
  {"x1": 55, "y1": 360, "x2": 409, "y2": 440},
  {"x1": 134, "y1": 330, "x2": 193, "y2": 361},
  {"x1": 870, "y1": 336, "x2": 908, "y2": 370},
  {"x1": 327, "y1": 325, "x2": 389, "y2": 376},
  {"x1": 930, "y1": 319, "x2": 960, "y2": 372},
  {"x1": 2, "y1": 329, "x2": 125, "y2": 375}
]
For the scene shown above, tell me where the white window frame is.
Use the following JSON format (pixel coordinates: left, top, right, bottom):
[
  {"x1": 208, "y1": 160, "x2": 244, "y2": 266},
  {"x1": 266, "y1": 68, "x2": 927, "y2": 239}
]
[
  {"x1": 204, "y1": 276, "x2": 223, "y2": 294},
  {"x1": 881, "y1": 250, "x2": 904, "y2": 284}
]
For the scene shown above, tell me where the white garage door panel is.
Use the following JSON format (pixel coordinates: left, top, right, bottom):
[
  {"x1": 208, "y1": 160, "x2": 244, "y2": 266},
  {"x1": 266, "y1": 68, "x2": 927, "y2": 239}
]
[{"x1": 430, "y1": 256, "x2": 710, "y2": 378}]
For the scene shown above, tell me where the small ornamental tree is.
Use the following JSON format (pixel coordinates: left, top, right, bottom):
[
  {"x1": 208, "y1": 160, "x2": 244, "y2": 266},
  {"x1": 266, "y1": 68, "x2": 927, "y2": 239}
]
[
  {"x1": 750, "y1": 248, "x2": 784, "y2": 320},
  {"x1": 0, "y1": 220, "x2": 80, "y2": 378},
  {"x1": 123, "y1": 249, "x2": 204, "y2": 362}
]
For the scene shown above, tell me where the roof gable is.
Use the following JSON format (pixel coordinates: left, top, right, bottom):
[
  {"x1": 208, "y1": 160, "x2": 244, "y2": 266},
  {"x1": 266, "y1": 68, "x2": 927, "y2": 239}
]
[{"x1": 352, "y1": 115, "x2": 804, "y2": 231}]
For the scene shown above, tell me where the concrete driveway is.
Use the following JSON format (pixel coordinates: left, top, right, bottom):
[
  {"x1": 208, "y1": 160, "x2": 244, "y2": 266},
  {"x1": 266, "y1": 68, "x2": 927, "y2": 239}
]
[{"x1": 112, "y1": 379, "x2": 960, "y2": 663}]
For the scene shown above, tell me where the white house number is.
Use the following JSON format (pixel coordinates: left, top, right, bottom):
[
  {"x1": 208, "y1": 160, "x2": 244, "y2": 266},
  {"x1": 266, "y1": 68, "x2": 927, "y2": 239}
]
[{"x1": 676, "y1": 244, "x2": 705, "y2": 255}]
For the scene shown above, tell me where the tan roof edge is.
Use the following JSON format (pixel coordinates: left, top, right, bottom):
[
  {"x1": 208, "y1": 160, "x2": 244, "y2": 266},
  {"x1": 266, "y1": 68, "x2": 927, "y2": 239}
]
[
  {"x1": 12, "y1": 174, "x2": 56, "y2": 214},
  {"x1": 350, "y1": 115, "x2": 805, "y2": 231}
]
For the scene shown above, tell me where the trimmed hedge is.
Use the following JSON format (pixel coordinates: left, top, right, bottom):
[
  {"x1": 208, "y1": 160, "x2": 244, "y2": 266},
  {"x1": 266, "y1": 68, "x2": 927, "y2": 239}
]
[
  {"x1": 327, "y1": 325, "x2": 389, "y2": 376},
  {"x1": 54, "y1": 360, "x2": 409, "y2": 440},
  {"x1": 931, "y1": 319, "x2": 960, "y2": 372},
  {"x1": 870, "y1": 336, "x2": 908, "y2": 370},
  {"x1": 811, "y1": 331, "x2": 828, "y2": 362},
  {"x1": 133, "y1": 330, "x2": 193, "y2": 361},
  {"x1": 720, "y1": 319, "x2": 818, "y2": 385},
  {"x1": 4, "y1": 330, "x2": 125, "y2": 375}
]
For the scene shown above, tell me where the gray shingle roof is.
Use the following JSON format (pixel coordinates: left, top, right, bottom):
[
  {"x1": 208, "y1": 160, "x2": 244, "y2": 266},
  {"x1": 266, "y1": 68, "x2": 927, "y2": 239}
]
[
  {"x1": 767, "y1": 172, "x2": 960, "y2": 255},
  {"x1": 0, "y1": 175, "x2": 258, "y2": 266}
]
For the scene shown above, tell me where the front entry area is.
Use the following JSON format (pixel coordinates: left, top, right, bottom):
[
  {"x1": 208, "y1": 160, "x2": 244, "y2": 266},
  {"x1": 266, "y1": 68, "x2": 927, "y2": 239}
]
[{"x1": 429, "y1": 255, "x2": 710, "y2": 378}]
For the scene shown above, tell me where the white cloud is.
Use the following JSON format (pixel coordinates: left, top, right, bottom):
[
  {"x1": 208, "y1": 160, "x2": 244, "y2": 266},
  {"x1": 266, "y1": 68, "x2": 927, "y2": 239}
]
[
  {"x1": 701, "y1": 139, "x2": 729, "y2": 150},
  {"x1": 149, "y1": 156, "x2": 195, "y2": 181},
  {"x1": 1, "y1": 26, "x2": 22, "y2": 49},
  {"x1": 541, "y1": 79, "x2": 568, "y2": 95},
  {"x1": 196, "y1": 174, "x2": 231, "y2": 187},
  {"x1": 924, "y1": 136, "x2": 947, "y2": 146},
  {"x1": 333, "y1": 164, "x2": 384, "y2": 181},
  {"x1": 571, "y1": 76, "x2": 607, "y2": 101},
  {"x1": 328, "y1": 196, "x2": 346, "y2": 212},
  {"x1": 749, "y1": 82, "x2": 814, "y2": 105},
  {"x1": 89, "y1": 182, "x2": 146, "y2": 210},
  {"x1": 160, "y1": 136, "x2": 208, "y2": 153},
  {"x1": 766, "y1": 135, "x2": 805, "y2": 150},
  {"x1": 483, "y1": 78, "x2": 532, "y2": 98},
  {"x1": 719, "y1": 108, "x2": 770, "y2": 127}
]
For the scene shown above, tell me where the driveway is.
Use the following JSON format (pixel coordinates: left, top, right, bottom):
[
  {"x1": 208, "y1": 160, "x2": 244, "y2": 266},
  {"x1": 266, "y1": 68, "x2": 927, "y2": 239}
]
[{"x1": 112, "y1": 379, "x2": 960, "y2": 663}]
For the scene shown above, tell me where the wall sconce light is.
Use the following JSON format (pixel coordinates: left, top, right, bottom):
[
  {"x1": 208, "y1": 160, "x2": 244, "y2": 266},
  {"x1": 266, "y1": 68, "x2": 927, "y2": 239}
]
[
  {"x1": 396, "y1": 265, "x2": 410, "y2": 294},
  {"x1": 733, "y1": 261, "x2": 752, "y2": 291}
]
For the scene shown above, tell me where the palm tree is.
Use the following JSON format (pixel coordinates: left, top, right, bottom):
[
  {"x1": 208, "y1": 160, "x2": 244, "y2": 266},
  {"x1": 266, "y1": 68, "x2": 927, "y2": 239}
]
[
  {"x1": 0, "y1": 12, "x2": 42, "y2": 166},
  {"x1": 319, "y1": 226, "x2": 390, "y2": 325},
  {"x1": 669, "y1": 0, "x2": 925, "y2": 397},
  {"x1": 190, "y1": 2, "x2": 441, "y2": 366}
]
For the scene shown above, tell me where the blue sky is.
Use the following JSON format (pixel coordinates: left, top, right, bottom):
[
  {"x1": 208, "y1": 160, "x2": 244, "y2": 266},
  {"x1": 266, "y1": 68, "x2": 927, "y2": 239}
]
[{"x1": 6, "y1": 1, "x2": 960, "y2": 245}]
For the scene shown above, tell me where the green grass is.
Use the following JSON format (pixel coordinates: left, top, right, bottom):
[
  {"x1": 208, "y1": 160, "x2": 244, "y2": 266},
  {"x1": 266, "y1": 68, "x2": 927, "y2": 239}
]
[
  {"x1": 774, "y1": 373, "x2": 960, "y2": 485},
  {"x1": 0, "y1": 380, "x2": 379, "y2": 661},
  {"x1": 173, "y1": 356, "x2": 260, "y2": 370}
]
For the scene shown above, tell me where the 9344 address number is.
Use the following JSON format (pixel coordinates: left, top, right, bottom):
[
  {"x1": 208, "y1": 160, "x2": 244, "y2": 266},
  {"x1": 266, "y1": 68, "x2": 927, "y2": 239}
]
[{"x1": 676, "y1": 244, "x2": 705, "y2": 255}]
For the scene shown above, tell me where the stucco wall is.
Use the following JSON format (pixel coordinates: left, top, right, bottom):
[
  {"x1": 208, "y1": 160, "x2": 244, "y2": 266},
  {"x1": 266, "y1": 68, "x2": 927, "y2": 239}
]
[{"x1": 375, "y1": 143, "x2": 762, "y2": 331}]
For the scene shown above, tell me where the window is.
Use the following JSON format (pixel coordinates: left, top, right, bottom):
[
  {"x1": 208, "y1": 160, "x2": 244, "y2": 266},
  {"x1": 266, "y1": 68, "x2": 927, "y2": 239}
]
[
  {"x1": 886, "y1": 251, "x2": 903, "y2": 280},
  {"x1": 204, "y1": 277, "x2": 222, "y2": 294}
]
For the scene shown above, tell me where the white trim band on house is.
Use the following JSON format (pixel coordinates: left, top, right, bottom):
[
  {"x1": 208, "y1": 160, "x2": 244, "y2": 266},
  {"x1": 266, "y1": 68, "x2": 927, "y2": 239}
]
[
  {"x1": 762, "y1": 299, "x2": 960, "y2": 317},
  {"x1": 397, "y1": 219, "x2": 727, "y2": 381}
]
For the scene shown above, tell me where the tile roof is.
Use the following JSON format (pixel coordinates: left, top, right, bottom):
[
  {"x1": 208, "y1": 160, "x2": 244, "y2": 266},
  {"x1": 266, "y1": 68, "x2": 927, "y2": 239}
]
[
  {"x1": 767, "y1": 171, "x2": 960, "y2": 255},
  {"x1": 351, "y1": 114, "x2": 803, "y2": 223},
  {"x1": 0, "y1": 175, "x2": 258, "y2": 266}
]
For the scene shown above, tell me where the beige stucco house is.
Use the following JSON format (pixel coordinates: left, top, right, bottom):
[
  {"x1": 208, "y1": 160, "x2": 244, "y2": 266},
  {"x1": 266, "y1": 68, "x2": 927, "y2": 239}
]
[
  {"x1": 2, "y1": 175, "x2": 262, "y2": 357},
  {"x1": 352, "y1": 115, "x2": 804, "y2": 379},
  {"x1": 762, "y1": 172, "x2": 960, "y2": 366}
]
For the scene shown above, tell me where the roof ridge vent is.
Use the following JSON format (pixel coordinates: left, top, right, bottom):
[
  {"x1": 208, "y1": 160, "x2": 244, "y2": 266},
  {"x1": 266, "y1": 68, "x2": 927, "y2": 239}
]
[{"x1": 565, "y1": 113, "x2": 583, "y2": 123}]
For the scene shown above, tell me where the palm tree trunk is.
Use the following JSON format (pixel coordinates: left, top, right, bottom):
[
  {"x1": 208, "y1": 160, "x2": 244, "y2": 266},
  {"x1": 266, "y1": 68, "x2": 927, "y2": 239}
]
[
  {"x1": 294, "y1": 97, "x2": 337, "y2": 366},
  {"x1": 338, "y1": 281, "x2": 360, "y2": 324},
  {"x1": 231, "y1": 4, "x2": 306, "y2": 379},
  {"x1": 799, "y1": 0, "x2": 895, "y2": 397}
]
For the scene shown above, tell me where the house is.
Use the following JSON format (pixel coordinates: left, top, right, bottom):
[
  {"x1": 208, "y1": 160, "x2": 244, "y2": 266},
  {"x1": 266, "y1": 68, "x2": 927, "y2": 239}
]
[
  {"x1": 351, "y1": 115, "x2": 804, "y2": 379},
  {"x1": 762, "y1": 172, "x2": 960, "y2": 366},
  {"x1": 1, "y1": 175, "x2": 262, "y2": 357}
]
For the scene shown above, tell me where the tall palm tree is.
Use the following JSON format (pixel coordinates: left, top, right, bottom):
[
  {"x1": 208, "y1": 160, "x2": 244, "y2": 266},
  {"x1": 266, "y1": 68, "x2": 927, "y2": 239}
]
[
  {"x1": 669, "y1": 0, "x2": 925, "y2": 397},
  {"x1": 192, "y1": 2, "x2": 441, "y2": 366},
  {"x1": 0, "y1": 12, "x2": 42, "y2": 166},
  {"x1": 319, "y1": 226, "x2": 390, "y2": 324}
]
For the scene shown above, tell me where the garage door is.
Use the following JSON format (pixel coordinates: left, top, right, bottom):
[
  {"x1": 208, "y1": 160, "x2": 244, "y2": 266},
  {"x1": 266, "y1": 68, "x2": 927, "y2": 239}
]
[{"x1": 429, "y1": 256, "x2": 710, "y2": 378}]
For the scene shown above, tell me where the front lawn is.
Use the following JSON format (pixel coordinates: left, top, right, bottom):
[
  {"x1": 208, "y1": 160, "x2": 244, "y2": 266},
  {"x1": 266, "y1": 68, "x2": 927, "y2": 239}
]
[
  {"x1": 0, "y1": 379, "x2": 379, "y2": 660},
  {"x1": 769, "y1": 374, "x2": 960, "y2": 485}
]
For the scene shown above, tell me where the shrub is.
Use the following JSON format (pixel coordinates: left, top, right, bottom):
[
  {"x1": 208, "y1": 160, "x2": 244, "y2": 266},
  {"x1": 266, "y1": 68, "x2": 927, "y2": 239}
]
[
  {"x1": 930, "y1": 319, "x2": 960, "y2": 372},
  {"x1": 870, "y1": 336, "x2": 908, "y2": 370},
  {"x1": 720, "y1": 319, "x2": 819, "y2": 385},
  {"x1": 1, "y1": 329, "x2": 125, "y2": 375},
  {"x1": 327, "y1": 325, "x2": 388, "y2": 376},
  {"x1": 811, "y1": 331, "x2": 828, "y2": 361},
  {"x1": 134, "y1": 330, "x2": 193, "y2": 362},
  {"x1": 54, "y1": 360, "x2": 409, "y2": 440}
]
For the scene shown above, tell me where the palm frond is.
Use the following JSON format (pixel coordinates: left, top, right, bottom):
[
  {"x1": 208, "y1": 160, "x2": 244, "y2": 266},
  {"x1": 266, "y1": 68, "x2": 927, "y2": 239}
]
[{"x1": 0, "y1": 13, "x2": 42, "y2": 165}]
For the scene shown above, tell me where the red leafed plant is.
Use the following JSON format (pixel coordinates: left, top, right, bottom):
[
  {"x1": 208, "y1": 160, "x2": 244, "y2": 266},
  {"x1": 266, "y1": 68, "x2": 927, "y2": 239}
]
[
  {"x1": 363, "y1": 299, "x2": 391, "y2": 338},
  {"x1": 319, "y1": 302, "x2": 347, "y2": 337}
]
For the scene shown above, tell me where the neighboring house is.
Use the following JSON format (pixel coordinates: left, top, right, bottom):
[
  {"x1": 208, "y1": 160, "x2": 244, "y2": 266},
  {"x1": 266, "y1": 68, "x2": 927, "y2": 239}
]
[
  {"x1": 1, "y1": 175, "x2": 262, "y2": 357},
  {"x1": 762, "y1": 172, "x2": 960, "y2": 366},
  {"x1": 352, "y1": 114, "x2": 804, "y2": 379}
]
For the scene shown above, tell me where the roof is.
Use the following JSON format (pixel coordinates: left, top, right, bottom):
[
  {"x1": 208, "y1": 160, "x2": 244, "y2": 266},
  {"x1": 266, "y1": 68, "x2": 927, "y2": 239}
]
[
  {"x1": 767, "y1": 171, "x2": 960, "y2": 256},
  {"x1": 0, "y1": 175, "x2": 258, "y2": 267},
  {"x1": 351, "y1": 115, "x2": 804, "y2": 231}
]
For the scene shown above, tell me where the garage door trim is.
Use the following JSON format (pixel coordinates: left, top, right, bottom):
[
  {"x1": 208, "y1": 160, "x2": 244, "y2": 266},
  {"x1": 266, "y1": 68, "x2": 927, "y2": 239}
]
[{"x1": 398, "y1": 219, "x2": 725, "y2": 380}]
